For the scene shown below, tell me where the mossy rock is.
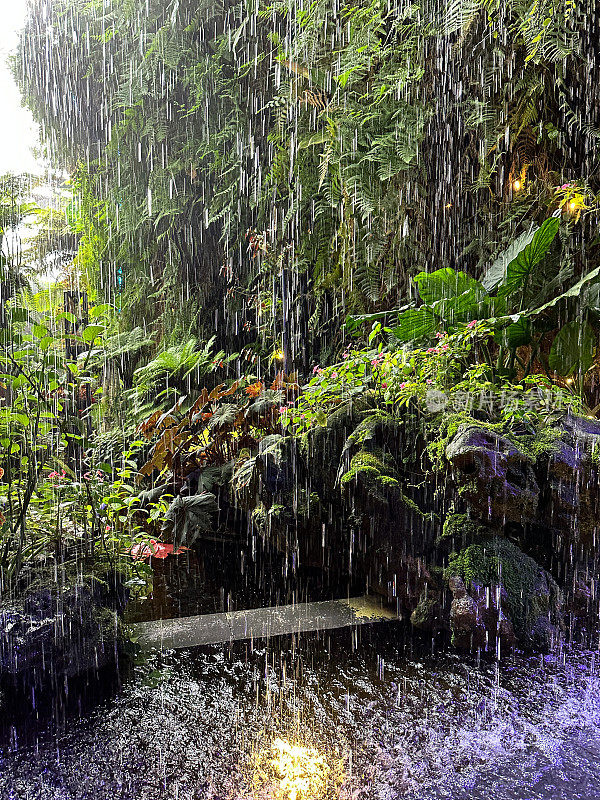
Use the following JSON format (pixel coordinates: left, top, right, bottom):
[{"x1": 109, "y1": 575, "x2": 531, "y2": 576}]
[
  {"x1": 438, "y1": 512, "x2": 494, "y2": 544},
  {"x1": 299, "y1": 393, "x2": 379, "y2": 499},
  {"x1": 445, "y1": 423, "x2": 539, "y2": 523},
  {"x1": 340, "y1": 447, "x2": 422, "y2": 518},
  {"x1": 445, "y1": 537, "x2": 561, "y2": 641},
  {"x1": 0, "y1": 572, "x2": 129, "y2": 692},
  {"x1": 410, "y1": 594, "x2": 443, "y2": 631},
  {"x1": 344, "y1": 410, "x2": 403, "y2": 453}
]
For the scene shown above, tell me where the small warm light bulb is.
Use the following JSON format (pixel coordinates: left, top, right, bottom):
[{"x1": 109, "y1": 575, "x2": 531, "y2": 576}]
[
  {"x1": 566, "y1": 377, "x2": 574, "y2": 385},
  {"x1": 274, "y1": 349, "x2": 285, "y2": 361},
  {"x1": 513, "y1": 179, "x2": 521, "y2": 191},
  {"x1": 569, "y1": 200, "x2": 577, "y2": 212}
]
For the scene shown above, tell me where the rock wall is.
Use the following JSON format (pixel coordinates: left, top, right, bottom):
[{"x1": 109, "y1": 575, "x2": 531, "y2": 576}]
[{"x1": 258, "y1": 406, "x2": 600, "y2": 653}]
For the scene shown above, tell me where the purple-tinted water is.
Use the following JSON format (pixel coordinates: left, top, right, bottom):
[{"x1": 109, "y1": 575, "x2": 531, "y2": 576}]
[{"x1": 0, "y1": 626, "x2": 599, "y2": 799}]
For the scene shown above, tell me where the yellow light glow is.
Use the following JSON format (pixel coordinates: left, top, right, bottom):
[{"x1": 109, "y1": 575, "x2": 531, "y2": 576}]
[
  {"x1": 513, "y1": 179, "x2": 521, "y2": 191},
  {"x1": 251, "y1": 736, "x2": 345, "y2": 800},
  {"x1": 274, "y1": 350, "x2": 285, "y2": 361},
  {"x1": 569, "y1": 200, "x2": 578, "y2": 212},
  {"x1": 272, "y1": 739, "x2": 327, "y2": 800},
  {"x1": 252, "y1": 738, "x2": 331, "y2": 800},
  {"x1": 566, "y1": 377, "x2": 574, "y2": 384}
]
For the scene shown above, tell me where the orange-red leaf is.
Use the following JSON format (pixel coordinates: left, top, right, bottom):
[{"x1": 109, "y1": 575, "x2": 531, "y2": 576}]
[
  {"x1": 130, "y1": 540, "x2": 189, "y2": 561},
  {"x1": 190, "y1": 388, "x2": 210, "y2": 415},
  {"x1": 245, "y1": 380, "x2": 263, "y2": 398},
  {"x1": 138, "y1": 409, "x2": 162, "y2": 438}
]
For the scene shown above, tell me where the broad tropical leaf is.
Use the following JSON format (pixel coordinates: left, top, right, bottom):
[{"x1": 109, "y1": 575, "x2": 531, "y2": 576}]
[
  {"x1": 482, "y1": 225, "x2": 537, "y2": 292},
  {"x1": 493, "y1": 315, "x2": 532, "y2": 348},
  {"x1": 548, "y1": 321, "x2": 596, "y2": 376},
  {"x1": 414, "y1": 268, "x2": 486, "y2": 305},
  {"x1": 161, "y1": 492, "x2": 219, "y2": 550},
  {"x1": 390, "y1": 308, "x2": 440, "y2": 342},
  {"x1": 497, "y1": 217, "x2": 560, "y2": 298},
  {"x1": 528, "y1": 264, "x2": 600, "y2": 316}
]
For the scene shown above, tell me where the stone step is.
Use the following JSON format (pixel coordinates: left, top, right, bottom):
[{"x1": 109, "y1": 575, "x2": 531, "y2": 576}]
[{"x1": 130, "y1": 595, "x2": 398, "y2": 650}]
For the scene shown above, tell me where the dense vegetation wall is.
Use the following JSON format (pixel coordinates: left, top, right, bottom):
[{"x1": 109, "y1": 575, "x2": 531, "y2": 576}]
[{"x1": 16, "y1": 0, "x2": 600, "y2": 371}]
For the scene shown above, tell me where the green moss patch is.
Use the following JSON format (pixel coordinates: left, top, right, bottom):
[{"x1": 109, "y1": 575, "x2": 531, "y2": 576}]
[{"x1": 445, "y1": 537, "x2": 555, "y2": 634}]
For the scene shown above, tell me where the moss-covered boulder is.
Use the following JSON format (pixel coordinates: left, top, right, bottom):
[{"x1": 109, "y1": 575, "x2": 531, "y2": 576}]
[
  {"x1": 0, "y1": 574, "x2": 128, "y2": 695},
  {"x1": 445, "y1": 423, "x2": 539, "y2": 523},
  {"x1": 535, "y1": 414, "x2": 600, "y2": 550},
  {"x1": 446, "y1": 537, "x2": 562, "y2": 650},
  {"x1": 438, "y1": 512, "x2": 495, "y2": 545},
  {"x1": 410, "y1": 591, "x2": 444, "y2": 632},
  {"x1": 299, "y1": 394, "x2": 378, "y2": 500}
]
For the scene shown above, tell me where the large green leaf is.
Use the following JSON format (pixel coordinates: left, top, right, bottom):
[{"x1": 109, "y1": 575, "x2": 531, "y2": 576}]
[
  {"x1": 414, "y1": 268, "x2": 486, "y2": 305},
  {"x1": 431, "y1": 287, "x2": 484, "y2": 323},
  {"x1": 497, "y1": 217, "x2": 560, "y2": 298},
  {"x1": 82, "y1": 324, "x2": 106, "y2": 343},
  {"x1": 494, "y1": 315, "x2": 532, "y2": 348},
  {"x1": 482, "y1": 225, "x2": 537, "y2": 292},
  {"x1": 344, "y1": 305, "x2": 411, "y2": 334},
  {"x1": 548, "y1": 321, "x2": 596, "y2": 376},
  {"x1": 528, "y1": 264, "x2": 600, "y2": 316},
  {"x1": 389, "y1": 308, "x2": 440, "y2": 342}
]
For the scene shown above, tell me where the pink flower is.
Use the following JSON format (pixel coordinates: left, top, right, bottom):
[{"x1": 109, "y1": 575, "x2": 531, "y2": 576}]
[
  {"x1": 466, "y1": 320, "x2": 478, "y2": 329},
  {"x1": 83, "y1": 472, "x2": 93, "y2": 481},
  {"x1": 426, "y1": 347, "x2": 438, "y2": 354},
  {"x1": 332, "y1": 372, "x2": 338, "y2": 379},
  {"x1": 426, "y1": 379, "x2": 433, "y2": 384},
  {"x1": 343, "y1": 352, "x2": 350, "y2": 359},
  {"x1": 382, "y1": 382, "x2": 388, "y2": 388},
  {"x1": 439, "y1": 344, "x2": 449, "y2": 351},
  {"x1": 278, "y1": 407, "x2": 287, "y2": 414},
  {"x1": 435, "y1": 331, "x2": 446, "y2": 339},
  {"x1": 48, "y1": 470, "x2": 66, "y2": 482},
  {"x1": 399, "y1": 382, "x2": 408, "y2": 389},
  {"x1": 561, "y1": 183, "x2": 572, "y2": 190}
]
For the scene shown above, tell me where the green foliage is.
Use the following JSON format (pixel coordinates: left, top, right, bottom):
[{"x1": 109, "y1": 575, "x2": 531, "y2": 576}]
[
  {"x1": 161, "y1": 492, "x2": 219, "y2": 550},
  {"x1": 496, "y1": 216, "x2": 561, "y2": 299},
  {"x1": 446, "y1": 537, "x2": 555, "y2": 634},
  {"x1": 548, "y1": 321, "x2": 596, "y2": 377},
  {"x1": 133, "y1": 337, "x2": 226, "y2": 400},
  {"x1": 7, "y1": 0, "x2": 600, "y2": 611},
  {"x1": 16, "y1": 0, "x2": 600, "y2": 365},
  {"x1": 0, "y1": 301, "x2": 110, "y2": 583}
]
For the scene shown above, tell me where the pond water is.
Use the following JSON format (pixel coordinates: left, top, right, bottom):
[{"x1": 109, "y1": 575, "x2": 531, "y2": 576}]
[{"x1": 1, "y1": 623, "x2": 599, "y2": 800}]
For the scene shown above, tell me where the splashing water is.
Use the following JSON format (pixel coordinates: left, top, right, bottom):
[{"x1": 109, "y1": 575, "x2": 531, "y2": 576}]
[{"x1": 1, "y1": 629, "x2": 600, "y2": 799}]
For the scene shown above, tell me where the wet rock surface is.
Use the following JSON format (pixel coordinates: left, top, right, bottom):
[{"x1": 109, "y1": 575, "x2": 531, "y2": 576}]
[
  {"x1": 0, "y1": 577, "x2": 126, "y2": 693},
  {"x1": 445, "y1": 423, "x2": 539, "y2": 522},
  {"x1": 289, "y1": 408, "x2": 600, "y2": 652}
]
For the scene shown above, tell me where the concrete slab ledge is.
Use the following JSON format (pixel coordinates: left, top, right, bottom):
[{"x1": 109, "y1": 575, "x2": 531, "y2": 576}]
[{"x1": 130, "y1": 595, "x2": 398, "y2": 650}]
